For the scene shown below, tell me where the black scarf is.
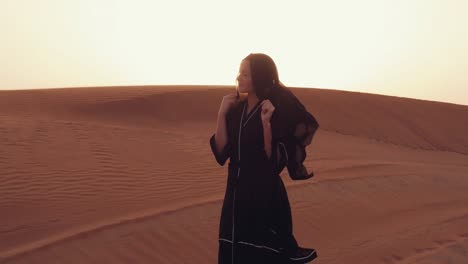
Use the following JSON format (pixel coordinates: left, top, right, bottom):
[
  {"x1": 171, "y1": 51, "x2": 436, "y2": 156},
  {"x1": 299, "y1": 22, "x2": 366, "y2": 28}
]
[{"x1": 268, "y1": 85, "x2": 319, "y2": 180}]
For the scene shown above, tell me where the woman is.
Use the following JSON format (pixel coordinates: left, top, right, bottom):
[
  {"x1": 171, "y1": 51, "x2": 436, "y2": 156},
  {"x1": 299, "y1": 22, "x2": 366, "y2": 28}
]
[{"x1": 210, "y1": 53, "x2": 319, "y2": 264}]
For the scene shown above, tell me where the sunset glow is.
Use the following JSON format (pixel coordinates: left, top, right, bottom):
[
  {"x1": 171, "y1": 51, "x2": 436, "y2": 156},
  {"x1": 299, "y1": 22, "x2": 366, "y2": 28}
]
[{"x1": 2, "y1": 0, "x2": 468, "y2": 105}]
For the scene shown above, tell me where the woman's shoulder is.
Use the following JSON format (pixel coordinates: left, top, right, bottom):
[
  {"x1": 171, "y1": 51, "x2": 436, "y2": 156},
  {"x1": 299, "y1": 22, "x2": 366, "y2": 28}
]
[{"x1": 227, "y1": 99, "x2": 247, "y2": 119}]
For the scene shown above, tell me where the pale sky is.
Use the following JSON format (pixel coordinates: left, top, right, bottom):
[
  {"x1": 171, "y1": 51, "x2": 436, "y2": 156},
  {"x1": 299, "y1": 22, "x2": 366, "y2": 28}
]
[{"x1": 2, "y1": 0, "x2": 467, "y2": 105}]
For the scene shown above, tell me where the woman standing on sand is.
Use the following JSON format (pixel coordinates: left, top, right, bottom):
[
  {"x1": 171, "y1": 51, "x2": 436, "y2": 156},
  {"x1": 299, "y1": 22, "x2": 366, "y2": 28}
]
[{"x1": 209, "y1": 53, "x2": 319, "y2": 264}]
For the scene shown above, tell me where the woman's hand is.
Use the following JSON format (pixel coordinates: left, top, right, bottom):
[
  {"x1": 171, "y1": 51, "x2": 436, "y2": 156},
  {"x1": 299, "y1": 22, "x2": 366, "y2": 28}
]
[
  {"x1": 261, "y1": 99, "x2": 275, "y2": 124},
  {"x1": 218, "y1": 93, "x2": 240, "y2": 117}
]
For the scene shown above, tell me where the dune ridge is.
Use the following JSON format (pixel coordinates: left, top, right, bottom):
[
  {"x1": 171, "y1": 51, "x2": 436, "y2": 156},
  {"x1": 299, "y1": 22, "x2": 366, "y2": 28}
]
[{"x1": 3, "y1": 86, "x2": 467, "y2": 153}]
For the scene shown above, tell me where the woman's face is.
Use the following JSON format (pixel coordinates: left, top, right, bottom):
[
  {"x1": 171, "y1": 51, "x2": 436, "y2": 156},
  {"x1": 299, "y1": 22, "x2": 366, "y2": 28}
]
[{"x1": 236, "y1": 60, "x2": 254, "y2": 94}]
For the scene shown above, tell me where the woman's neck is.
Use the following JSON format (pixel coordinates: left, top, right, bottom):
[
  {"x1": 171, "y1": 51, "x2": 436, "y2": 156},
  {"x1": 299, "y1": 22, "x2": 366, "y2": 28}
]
[{"x1": 246, "y1": 93, "x2": 260, "y2": 111}]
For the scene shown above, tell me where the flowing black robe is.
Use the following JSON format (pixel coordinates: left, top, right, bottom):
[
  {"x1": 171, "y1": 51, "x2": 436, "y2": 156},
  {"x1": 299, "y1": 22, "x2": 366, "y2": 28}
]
[{"x1": 210, "y1": 92, "x2": 319, "y2": 264}]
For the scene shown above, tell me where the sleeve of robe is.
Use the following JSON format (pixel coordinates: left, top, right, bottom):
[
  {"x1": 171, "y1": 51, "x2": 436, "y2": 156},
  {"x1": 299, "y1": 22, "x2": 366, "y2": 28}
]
[
  {"x1": 209, "y1": 111, "x2": 232, "y2": 166},
  {"x1": 209, "y1": 133, "x2": 231, "y2": 166}
]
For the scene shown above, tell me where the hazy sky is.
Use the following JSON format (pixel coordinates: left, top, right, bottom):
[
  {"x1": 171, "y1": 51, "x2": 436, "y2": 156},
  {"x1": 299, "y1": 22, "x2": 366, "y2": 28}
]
[{"x1": 2, "y1": 0, "x2": 467, "y2": 105}]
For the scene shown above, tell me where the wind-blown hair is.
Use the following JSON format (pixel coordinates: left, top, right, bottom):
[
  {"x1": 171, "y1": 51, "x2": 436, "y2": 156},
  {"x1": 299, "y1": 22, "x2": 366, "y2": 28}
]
[
  {"x1": 242, "y1": 53, "x2": 281, "y2": 100},
  {"x1": 242, "y1": 53, "x2": 320, "y2": 180}
]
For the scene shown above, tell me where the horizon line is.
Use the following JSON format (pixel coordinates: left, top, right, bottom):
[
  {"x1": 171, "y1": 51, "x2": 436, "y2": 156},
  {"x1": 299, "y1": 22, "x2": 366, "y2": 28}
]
[{"x1": 1, "y1": 84, "x2": 466, "y2": 107}]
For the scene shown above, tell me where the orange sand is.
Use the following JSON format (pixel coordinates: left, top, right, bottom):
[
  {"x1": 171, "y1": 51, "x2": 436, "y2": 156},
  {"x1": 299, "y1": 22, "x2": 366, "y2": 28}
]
[{"x1": 1, "y1": 86, "x2": 467, "y2": 263}]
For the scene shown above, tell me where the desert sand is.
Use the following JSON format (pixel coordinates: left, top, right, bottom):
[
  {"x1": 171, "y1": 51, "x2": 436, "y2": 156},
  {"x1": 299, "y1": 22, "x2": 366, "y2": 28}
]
[{"x1": 1, "y1": 85, "x2": 467, "y2": 264}]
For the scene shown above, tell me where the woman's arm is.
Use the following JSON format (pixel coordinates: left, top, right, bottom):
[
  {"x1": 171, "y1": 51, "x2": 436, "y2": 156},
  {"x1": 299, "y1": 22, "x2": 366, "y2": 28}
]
[
  {"x1": 263, "y1": 120, "x2": 272, "y2": 160},
  {"x1": 214, "y1": 112, "x2": 228, "y2": 155}
]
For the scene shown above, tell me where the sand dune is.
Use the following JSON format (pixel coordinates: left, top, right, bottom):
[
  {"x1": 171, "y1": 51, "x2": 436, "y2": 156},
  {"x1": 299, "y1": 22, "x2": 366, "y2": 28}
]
[{"x1": 1, "y1": 86, "x2": 467, "y2": 263}]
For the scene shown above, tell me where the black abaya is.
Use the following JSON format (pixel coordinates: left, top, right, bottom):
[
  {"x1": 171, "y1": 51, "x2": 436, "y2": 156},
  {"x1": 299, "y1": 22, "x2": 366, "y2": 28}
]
[{"x1": 210, "y1": 89, "x2": 319, "y2": 264}]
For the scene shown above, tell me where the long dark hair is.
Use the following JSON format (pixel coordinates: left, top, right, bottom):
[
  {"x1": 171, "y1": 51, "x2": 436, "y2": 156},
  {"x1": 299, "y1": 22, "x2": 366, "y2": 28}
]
[
  {"x1": 238, "y1": 53, "x2": 320, "y2": 180},
  {"x1": 241, "y1": 53, "x2": 283, "y2": 100}
]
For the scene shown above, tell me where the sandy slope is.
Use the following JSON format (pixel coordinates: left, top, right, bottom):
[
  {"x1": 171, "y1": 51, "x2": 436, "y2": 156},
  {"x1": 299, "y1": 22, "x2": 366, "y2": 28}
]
[{"x1": 0, "y1": 86, "x2": 467, "y2": 263}]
